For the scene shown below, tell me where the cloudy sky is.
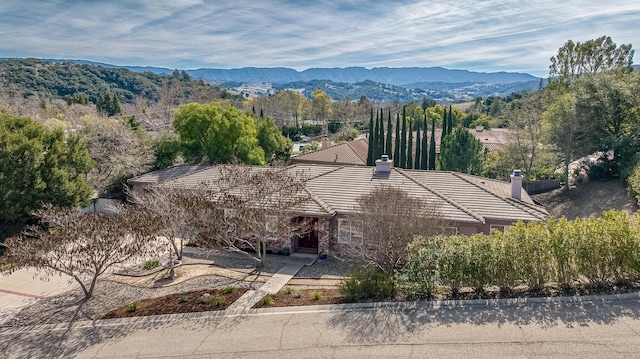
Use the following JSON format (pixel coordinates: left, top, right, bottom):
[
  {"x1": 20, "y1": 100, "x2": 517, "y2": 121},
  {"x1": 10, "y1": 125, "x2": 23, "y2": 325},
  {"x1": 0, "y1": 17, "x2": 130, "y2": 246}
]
[{"x1": 1, "y1": 1, "x2": 638, "y2": 77}]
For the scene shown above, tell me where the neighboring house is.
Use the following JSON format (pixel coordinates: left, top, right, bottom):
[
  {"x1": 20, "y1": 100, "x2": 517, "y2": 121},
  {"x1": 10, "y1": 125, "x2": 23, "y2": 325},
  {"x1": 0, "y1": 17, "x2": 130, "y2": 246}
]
[
  {"x1": 129, "y1": 160, "x2": 547, "y2": 256},
  {"x1": 291, "y1": 127, "x2": 509, "y2": 167}
]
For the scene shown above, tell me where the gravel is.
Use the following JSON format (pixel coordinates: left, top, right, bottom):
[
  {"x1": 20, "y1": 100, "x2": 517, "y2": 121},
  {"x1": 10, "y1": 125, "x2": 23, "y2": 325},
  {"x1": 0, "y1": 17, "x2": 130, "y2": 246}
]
[{"x1": 1, "y1": 249, "x2": 347, "y2": 327}]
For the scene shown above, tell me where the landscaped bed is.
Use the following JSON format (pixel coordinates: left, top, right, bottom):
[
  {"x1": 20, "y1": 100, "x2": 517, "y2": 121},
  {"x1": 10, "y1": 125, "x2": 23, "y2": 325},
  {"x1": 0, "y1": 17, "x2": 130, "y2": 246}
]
[{"x1": 102, "y1": 287, "x2": 247, "y2": 319}]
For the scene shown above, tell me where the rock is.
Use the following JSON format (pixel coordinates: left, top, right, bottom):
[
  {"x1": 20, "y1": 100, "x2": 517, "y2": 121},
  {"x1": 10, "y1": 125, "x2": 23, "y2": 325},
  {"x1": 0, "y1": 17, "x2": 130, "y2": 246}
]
[{"x1": 198, "y1": 293, "x2": 211, "y2": 304}]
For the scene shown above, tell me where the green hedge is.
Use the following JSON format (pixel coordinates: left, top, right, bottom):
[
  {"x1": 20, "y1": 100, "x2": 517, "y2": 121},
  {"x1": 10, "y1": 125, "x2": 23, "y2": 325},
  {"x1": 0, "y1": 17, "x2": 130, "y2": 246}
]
[{"x1": 400, "y1": 210, "x2": 640, "y2": 297}]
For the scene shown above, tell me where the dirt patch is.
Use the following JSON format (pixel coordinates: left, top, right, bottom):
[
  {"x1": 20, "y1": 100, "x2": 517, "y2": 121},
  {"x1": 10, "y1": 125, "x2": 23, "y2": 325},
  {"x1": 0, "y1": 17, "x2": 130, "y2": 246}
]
[
  {"x1": 532, "y1": 179, "x2": 638, "y2": 219},
  {"x1": 253, "y1": 288, "x2": 347, "y2": 308},
  {"x1": 102, "y1": 287, "x2": 247, "y2": 319}
]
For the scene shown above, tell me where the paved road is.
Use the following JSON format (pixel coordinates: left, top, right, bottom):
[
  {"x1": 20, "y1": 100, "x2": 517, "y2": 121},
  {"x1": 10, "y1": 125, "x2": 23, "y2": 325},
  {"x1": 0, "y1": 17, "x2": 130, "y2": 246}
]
[{"x1": 2, "y1": 296, "x2": 640, "y2": 358}]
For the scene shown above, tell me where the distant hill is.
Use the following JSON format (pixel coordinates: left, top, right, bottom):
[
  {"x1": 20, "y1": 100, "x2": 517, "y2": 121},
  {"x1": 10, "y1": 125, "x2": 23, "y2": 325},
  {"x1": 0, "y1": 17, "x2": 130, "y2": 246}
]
[
  {"x1": 0, "y1": 58, "x2": 233, "y2": 104},
  {"x1": 0, "y1": 58, "x2": 542, "y2": 102}
]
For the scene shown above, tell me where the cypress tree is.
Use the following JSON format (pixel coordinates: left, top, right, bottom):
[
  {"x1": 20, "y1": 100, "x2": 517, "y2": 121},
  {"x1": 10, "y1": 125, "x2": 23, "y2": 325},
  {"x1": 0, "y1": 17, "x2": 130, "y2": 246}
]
[
  {"x1": 441, "y1": 108, "x2": 447, "y2": 147},
  {"x1": 385, "y1": 109, "x2": 393, "y2": 157},
  {"x1": 421, "y1": 115, "x2": 428, "y2": 170},
  {"x1": 393, "y1": 113, "x2": 400, "y2": 166},
  {"x1": 407, "y1": 118, "x2": 413, "y2": 169},
  {"x1": 378, "y1": 108, "x2": 385, "y2": 158},
  {"x1": 447, "y1": 105, "x2": 453, "y2": 136},
  {"x1": 373, "y1": 110, "x2": 380, "y2": 160},
  {"x1": 367, "y1": 108, "x2": 374, "y2": 166},
  {"x1": 400, "y1": 107, "x2": 407, "y2": 168},
  {"x1": 429, "y1": 115, "x2": 436, "y2": 170},
  {"x1": 414, "y1": 117, "x2": 421, "y2": 169}
]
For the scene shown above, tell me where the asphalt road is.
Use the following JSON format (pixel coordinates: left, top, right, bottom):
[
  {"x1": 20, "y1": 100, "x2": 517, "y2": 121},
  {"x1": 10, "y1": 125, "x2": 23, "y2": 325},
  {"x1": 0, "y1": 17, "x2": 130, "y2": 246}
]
[{"x1": 2, "y1": 297, "x2": 640, "y2": 358}]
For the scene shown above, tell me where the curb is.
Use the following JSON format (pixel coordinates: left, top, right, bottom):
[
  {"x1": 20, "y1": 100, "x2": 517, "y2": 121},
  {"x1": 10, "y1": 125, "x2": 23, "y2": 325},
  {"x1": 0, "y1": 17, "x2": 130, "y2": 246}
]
[{"x1": 2, "y1": 290, "x2": 639, "y2": 334}]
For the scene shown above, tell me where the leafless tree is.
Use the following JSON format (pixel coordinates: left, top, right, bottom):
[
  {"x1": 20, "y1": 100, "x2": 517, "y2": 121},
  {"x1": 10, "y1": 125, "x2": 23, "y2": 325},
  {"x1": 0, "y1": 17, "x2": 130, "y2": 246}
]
[
  {"x1": 1, "y1": 205, "x2": 163, "y2": 299},
  {"x1": 140, "y1": 165, "x2": 312, "y2": 267},
  {"x1": 341, "y1": 185, "x2": 451, "y2": 274}
]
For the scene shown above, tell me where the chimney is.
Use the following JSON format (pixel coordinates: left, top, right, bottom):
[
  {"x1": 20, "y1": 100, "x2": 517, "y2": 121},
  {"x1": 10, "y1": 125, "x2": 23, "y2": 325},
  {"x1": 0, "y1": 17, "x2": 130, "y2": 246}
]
[
  {"x1": 321, "y1": 136, "x2": 331, "y2": 149},
  {"x1": 510, "y1": 169, "x2": 523, "y2": 200},
  {"x1": 375, "y1": 154, "x2": 392, "y2": 173}
]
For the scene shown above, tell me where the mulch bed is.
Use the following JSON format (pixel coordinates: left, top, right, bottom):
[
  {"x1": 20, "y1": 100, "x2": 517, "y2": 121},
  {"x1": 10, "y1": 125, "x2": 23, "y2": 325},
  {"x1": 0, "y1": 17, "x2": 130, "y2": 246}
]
[
  {"x1": 102, "y1": 288, "x2": 247, "y2": 319},
  {"x1": 253, "y1": 288, "x2": 347, "y2": 308}
]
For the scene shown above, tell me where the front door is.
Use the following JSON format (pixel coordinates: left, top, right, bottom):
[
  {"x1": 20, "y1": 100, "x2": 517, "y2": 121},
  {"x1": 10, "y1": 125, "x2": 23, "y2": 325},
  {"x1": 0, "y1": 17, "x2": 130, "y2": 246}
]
[{"x1": 297, "y1": 217, "x2": 318, "y2": 252}]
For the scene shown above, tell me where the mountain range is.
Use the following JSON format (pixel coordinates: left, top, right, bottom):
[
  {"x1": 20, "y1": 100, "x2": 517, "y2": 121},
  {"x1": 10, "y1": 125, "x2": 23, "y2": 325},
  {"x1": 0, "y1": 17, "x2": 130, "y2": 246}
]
[{"x1": 2, "y1": 58, "x2": 543, "y2": 101}]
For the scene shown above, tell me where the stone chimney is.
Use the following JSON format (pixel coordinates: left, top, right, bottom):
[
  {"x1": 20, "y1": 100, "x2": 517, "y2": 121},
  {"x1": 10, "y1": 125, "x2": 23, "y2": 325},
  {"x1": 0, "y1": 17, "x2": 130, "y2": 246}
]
[
  {"x1": 375, "y1": 154, "x2": 392, "y2": 173},
  {"x1": 321, "y1": 136, "x2": 331, "y2": 149},
  {"x1": 510, "y1": 169, "x2": 523, "y2": 200}
]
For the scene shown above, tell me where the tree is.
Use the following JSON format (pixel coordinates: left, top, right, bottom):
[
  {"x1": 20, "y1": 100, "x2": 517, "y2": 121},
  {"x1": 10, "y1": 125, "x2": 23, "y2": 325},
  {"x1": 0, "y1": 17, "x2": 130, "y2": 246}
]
[
  {"x1": 385, "y1": 110, "x2": 393, "y2": 157},
  {"x1": 152, "y1": 130, "x2": 182, "y2": 170},
  {"x1": 549, "y1": 35, "x2": 634, "y2": 86},
  {"x1": 439, "y1": 127, "x2": 487, "y2": 175},
  {"x1": 173, "y1": 102, "x2": 265, "y2": 165},
  {"x1": 373, "y1": 110, "x2": 380, "y2": 160},
  {"x1": 543, "y1": 93, "x2": 592, "y2": 190},
  {"x1": 2, "y1": 205, "x2": 162, "y2": 299},
  {"x1": 96, "y1": 92, "x2": 123, "y2": 117},
  {"x1": 407, "y1": 118, "x2": 414, "y2": 169},
  {"x1": 428, "y1": 115, "x2": 436, "y2": 170},
  {"x1": 311, "y1": 88, "x2": 333, "y2": 131},
  {"x1": 393, "y1": 113, "x2": 400, "y2": 166},
  {"x1": 421, "y1": 116, "x2": 428, "y2": 170},
  {"x1": 255, "y1": 117, "x2": 293, "y2": 163},
  {"x1": 441, "y1": 108, "x2": 448, "y2": 147},
  {"x1": 400, "y1": 107, "x2": 407, "y2": 168},
  {"x1": 414, "y1": 117, "x2": 421, "y2": 169},
  {"x1": 165, "y1": 166, "x2": 311, "y2": 267},
  {"x1": 340, "y1": 185, "x2": 450, "y2": 274},
  {"x1": 366, "y1": 109, "x2": 374, "y2": 166},
  {"x1": 0, "y1": 112, "x2": 94, "y2": 224},
  {"x1": 80, "y1": 116, "x2": 154, "y2": 194}
]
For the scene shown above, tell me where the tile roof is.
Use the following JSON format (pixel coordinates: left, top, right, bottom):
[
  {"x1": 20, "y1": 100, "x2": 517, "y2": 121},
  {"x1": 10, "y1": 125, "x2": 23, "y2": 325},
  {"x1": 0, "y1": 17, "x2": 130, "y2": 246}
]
[
  {"x1": 291, "y1": 138, "x2": 368, "y2": 166},
  {"x1": 127, "y1": 164, "x2": 208, "y2": 184},
  {"x1": 129, "y1": 163, "x2": 548, "y2": 225}
]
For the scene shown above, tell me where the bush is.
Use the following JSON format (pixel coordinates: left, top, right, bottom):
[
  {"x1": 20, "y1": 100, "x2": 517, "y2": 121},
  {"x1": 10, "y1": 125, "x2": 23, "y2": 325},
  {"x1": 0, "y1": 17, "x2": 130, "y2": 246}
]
[
  {"x1": 208, "y1": 296, "x2": 226, "y2": 307},
  {"x1": 627, "y1": 163, "x2": 640, "y2": 206},
  {"x1": 338, "y1": 267, "x2": 395, "y2": 302},
  {"x1": 144, "y1": 260, "x2": 159, "y2": 270},
  {"x1": 222, "y1": 285, "x2": 236, "y2": 294},
  {"x1": 261, "y1": 295, "x2": 274, "y2": 305},
  {"x1": 311, "y1": 291, "x2": 321, "y2": 300},
  {"x1": 398, "y1": 236, "x2": 441, "y2": 298},
  {"x1": 125, "y1": 302, "x2": 140, "y2": 313}
]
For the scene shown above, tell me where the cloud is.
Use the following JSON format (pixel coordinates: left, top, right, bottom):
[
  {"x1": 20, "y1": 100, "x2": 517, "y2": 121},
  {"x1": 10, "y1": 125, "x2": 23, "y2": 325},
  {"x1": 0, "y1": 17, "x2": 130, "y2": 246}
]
[{"x1": 0, "y1": 0, "x2": 638, "y2": 76}]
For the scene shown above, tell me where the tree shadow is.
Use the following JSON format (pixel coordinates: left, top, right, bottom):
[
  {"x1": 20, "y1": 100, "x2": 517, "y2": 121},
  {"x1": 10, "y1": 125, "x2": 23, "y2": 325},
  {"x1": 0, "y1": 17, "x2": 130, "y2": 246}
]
[{"x1": 326, "y1": 297, "x2": 640, "y2": 344}]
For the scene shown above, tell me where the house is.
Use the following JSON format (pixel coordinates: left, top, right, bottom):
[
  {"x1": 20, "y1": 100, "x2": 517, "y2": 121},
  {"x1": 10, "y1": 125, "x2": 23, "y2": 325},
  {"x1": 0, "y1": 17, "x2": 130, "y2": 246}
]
[
  {"x1": 128, "y1": 160, "x2": 547, "y2": 256},
  {"x1": 291, "y1": 127, "x2": 509, "y2": 167}
]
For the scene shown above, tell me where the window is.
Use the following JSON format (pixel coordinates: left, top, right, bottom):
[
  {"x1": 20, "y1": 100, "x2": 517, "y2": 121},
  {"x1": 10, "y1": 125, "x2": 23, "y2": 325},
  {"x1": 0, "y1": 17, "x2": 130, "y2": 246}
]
[
  {"x1": 338, "y1": 219, "x2": 363, "y2": 245},
  {"x1": 490, "y1": 225, "x2": 510, "y2": 233}
]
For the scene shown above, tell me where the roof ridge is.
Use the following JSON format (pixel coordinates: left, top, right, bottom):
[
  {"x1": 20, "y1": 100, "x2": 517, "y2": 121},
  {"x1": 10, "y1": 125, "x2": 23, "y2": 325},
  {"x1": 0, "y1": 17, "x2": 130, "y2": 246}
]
[
  {"x1": 294, "y1": 164, "x2": 346, "y2": 181},
  {"x1": 345, "y1": 139, "x2": 366, "y2": 163},
  {"x1": 395, "y1": 168, "x2": 485, "y2": 224},
  {"x1": 303, "y1": 187, "x2": 336, "y2": 216},
  {"x1": 451, "y1": 172, "x2": 548, "y2": 220}
]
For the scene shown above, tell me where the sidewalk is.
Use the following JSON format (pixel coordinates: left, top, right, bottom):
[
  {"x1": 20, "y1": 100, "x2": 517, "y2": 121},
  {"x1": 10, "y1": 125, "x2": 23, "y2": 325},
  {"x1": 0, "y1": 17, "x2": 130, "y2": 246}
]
[{"x1": 0, "y1": 268, "x2": 76, "y2": 325}]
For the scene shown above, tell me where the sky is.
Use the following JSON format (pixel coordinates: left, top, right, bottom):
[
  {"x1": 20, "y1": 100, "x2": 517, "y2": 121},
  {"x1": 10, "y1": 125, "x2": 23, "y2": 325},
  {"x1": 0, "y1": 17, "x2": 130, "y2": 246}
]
[{"x1": 0, "y1": 1, "x2": 638, "y2": 77}]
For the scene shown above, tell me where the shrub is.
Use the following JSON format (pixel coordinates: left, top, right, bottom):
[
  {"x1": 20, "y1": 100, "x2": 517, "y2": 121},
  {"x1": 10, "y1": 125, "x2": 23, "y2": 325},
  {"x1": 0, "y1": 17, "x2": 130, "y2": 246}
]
[
  {"x1": 292, "y1": 290, "x2": 302, "y2": 298},
  {"x1": 339, "y1": 266, "x2": 395, "y2": 302},
  {"x1": 311, "y1": 291, "x2": 321, "y2": 300},
  {"x1": 222, "y1": 285, "x2": 236, "y2": 294},
  {"x1": 208, "y1": 296, "x2": 226, "y2": 307},
  {"x1": 125, "y1": 302, "x2": 140, "y2": 313},
  {"x1": 178, "y1": 295, "x2": 189, "y2": 303},
  {"x1": 627, "y1": 163, "x2": 640, "y2": 206},
  {"x1": 284, "y1": 286, "x2": 294, "y2": 294},
  {"x1": 261, "y1": 295, "x2": 274, "y2": 305},
  {"x1": 398, "y1": 235, "x2": 442, "y2": 298},
  {"x1": 144, "y1": 260, "x2": 160, "y2": 270}
]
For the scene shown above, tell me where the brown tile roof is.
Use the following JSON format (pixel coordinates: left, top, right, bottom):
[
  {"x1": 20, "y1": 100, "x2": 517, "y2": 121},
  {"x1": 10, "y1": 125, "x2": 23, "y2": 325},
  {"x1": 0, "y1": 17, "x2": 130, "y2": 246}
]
[
  {"x1": 291, "y1": 138, "x2": 368, "y2": 166},
  {"x1": 126, "y1": 164, "x2": 208, "y2": 185},
  {"x1": 133, "y1": 163, "x2": 548, "y2": 225}
]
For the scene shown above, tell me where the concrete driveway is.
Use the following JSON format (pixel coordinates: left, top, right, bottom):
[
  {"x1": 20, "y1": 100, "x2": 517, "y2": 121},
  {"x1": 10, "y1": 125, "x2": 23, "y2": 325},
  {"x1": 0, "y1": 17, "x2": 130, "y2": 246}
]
[{"x1": 0, "y1": 268, "x2": 76, "y2": 325}]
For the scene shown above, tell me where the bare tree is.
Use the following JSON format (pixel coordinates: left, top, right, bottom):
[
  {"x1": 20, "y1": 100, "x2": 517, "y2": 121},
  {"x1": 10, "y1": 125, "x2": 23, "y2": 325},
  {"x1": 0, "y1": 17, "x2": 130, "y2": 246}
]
[
  {"x1": 141, "y1": 165, "x2": 312, "y2": 267},
  {"x1": 341, "y1": 185, "x2": 451, "y2": 274},
  {"x1": 1, "y1": 205, "x2": 162, "y2": 299}
]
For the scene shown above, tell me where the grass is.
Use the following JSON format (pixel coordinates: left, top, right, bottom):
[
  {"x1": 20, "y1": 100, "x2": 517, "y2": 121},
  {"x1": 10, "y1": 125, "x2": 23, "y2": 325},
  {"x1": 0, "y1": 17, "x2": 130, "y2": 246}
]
[
  {"x1": 143, "y1": 260, "x2": 160, "y2": 270},
  {"x1": 261, "y1": 295, "x2": 274, "y2": 305},
  {"x1": 222, "y1": 285, "x2": 236, "y2": 294},
  {"x1": 208, "y1": 296, "x2": 226, "y2": 307},
  {"x1": 125, "y1": 302, "x2": 140, "y2": 313}
]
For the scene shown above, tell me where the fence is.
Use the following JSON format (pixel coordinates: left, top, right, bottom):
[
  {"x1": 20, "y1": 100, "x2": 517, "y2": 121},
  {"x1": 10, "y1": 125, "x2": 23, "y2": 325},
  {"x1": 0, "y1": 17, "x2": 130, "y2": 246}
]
[{"x1": 523, "y1": 180, "x2": 561, "y2": 195}]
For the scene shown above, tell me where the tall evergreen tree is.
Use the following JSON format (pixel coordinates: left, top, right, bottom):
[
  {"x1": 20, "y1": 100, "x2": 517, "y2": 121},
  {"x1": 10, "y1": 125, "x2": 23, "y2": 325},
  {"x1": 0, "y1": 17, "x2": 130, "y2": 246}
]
[
  {"x1": 447, "y1": 105, "x2": 453, "y2": 136},
  {"x1": 373, "y1": 110, "x2": 381, "y2": 160},
  {"x1": 429, "y1": 115, "x2": 436, "y2": 170},
  {"x1": 414, "y1": 117, "x2": 421, "y2": 169},
  {"x1": 378, "y1": 108, "x2": 385, "y2": 158},
  {"x1": 407, "y1": 118, "x2": 413, "y2": 169},
  {"x1": 385, "y1": 109, "x2": 393, "y2": 157},
  {"x1": 366, "y1": 108, "x2": 374, "y2": 166},
  {"x1": 421, "y1": 115, "x2": 428, "y2": 170},
  {"x1": 400, "y1": 107, "x2": 407, "y2": 168},
  {"x1": 441, "y1": 108, "x2": 447, "y2": 147},
  {"x1": 393, "y1": 113, "x2": 400, "y2": 166}
]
